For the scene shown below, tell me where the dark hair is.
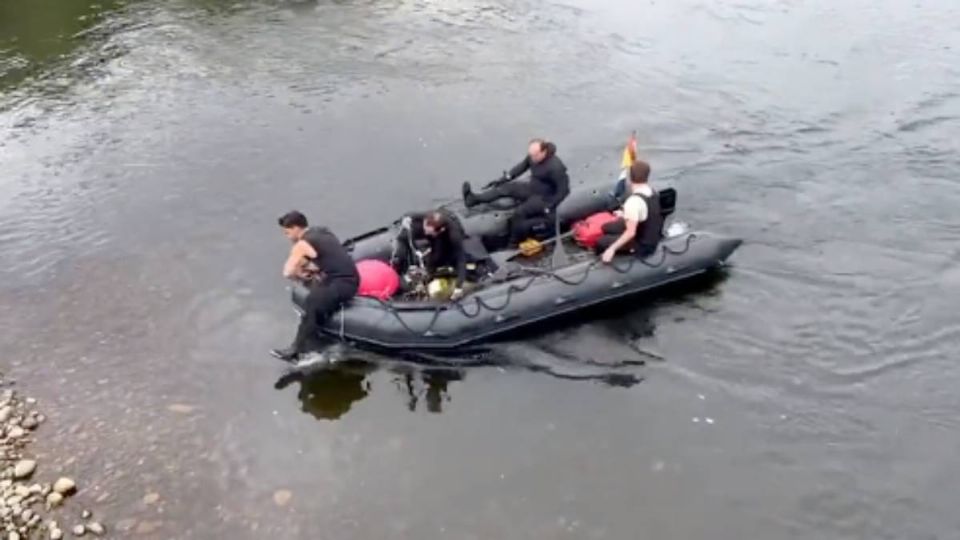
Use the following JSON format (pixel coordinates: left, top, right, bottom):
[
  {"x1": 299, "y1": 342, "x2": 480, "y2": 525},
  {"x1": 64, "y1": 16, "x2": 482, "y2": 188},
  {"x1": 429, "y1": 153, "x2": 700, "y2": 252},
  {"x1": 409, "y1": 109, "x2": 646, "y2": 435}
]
[
  {"x1": 529, "y1": 138, "x2": 557, "y2": 156},
  {"x1": 424, "y1": 211, "x2": 446, "y2": 230},
  {"x1": 278, "y1": 210, "x2": 308, "y2": 228},
  {"x1": 629, "y1": 160, "x2": 650, "y2": 184}
]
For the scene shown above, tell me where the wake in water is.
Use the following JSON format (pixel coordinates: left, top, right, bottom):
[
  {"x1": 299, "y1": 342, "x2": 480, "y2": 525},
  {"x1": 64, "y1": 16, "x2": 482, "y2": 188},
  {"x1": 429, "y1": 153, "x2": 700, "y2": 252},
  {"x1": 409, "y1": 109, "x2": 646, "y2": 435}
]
[
  {"x1": 271, "y1": 270, "x2": 733, "y2": 396},
  {"x1": 271, "y1": 327, "x2": 650, "y2": 400},
  {"x1": 270, "y1": 342, "x2": 643, "y2": 421}
]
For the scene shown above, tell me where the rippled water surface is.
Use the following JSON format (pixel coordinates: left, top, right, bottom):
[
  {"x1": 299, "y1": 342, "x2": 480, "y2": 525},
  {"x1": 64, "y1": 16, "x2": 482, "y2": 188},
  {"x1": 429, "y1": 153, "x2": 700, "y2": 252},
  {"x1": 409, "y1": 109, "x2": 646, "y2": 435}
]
[{"x1": 2, "y1": 0, "x2": 959, "y2": 538}]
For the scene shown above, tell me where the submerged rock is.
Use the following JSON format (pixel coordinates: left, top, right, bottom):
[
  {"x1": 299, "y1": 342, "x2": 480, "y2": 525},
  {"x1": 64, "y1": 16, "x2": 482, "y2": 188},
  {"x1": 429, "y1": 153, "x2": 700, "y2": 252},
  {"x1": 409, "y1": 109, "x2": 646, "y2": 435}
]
[
  {"x1": 45, "y1": 493, "x2": 63, "y2": 508},
  {"x1": 272, "y1": 490, "x2": 292, "y2": 507},
  {"x1": 52, "y1": 479, "x2": 75, "y2": 496},
  {"x1": 166, "y1": 404, "x2": 195, "y2": 414},
  {"x1": 113, "y1": 519, "x2": 136, "y2": 532},
  {"x1": 135, "y1": 521, "x2": 161, "y2": 535},
  {"x1": 0, "y1": 377, "x2": 100, "y2": 540},
  {"x1": 12, "y1": 461, "x2": 35, "y2": 480}
]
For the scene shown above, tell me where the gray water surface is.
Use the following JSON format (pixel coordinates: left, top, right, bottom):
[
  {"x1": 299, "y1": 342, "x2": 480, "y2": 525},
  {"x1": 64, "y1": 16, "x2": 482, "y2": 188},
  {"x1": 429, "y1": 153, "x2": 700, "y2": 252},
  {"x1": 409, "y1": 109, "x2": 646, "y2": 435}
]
[{"x1": 2, "y1": 0, "x2": 959, "y2": 538}]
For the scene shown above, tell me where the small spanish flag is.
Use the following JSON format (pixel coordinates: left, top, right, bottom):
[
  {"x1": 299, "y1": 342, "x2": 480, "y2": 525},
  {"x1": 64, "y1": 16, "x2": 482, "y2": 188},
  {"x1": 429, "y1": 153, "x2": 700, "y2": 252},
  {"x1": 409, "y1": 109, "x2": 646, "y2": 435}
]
[{"x1": 620, "y1": 130, "x2": 638, "y2": 170}]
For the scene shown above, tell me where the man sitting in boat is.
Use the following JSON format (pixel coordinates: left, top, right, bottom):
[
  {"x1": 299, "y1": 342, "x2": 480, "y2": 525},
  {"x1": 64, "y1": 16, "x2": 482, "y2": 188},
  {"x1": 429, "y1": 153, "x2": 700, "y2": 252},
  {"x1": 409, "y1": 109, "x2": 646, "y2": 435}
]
[
  {"x1": 461, "y1": 138, "x2": 571, "y2": 245},
  {"x1": 271, "y1": 211, "x2": 360, "y2": 361},
  {"x1": 392, "y1": 209, "x2": 469, "y2": 301},
  {"x1": 597, "y1": 160, "x2": 663, "y2": 263}
]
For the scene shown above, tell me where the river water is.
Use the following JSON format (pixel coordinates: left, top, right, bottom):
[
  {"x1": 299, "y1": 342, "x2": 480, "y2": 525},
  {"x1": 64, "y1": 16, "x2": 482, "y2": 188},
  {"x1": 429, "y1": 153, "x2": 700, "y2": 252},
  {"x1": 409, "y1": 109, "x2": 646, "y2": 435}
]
[{"x1": 2, "y1": 0, "x2": 959, "y2": 538}]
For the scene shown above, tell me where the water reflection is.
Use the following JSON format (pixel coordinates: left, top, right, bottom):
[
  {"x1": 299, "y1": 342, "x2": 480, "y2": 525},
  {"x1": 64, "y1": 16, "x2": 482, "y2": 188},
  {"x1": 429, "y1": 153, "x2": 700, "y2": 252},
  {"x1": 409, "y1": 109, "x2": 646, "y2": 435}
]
[
  {"x1": 269, "y1": 269, "x2": 734, "y2": 420},
  {"x1": 474, "y1": 268, "x2": 734, "y2": 382},
  {"x1": 273, "y1": 355, "x2": 465, "y2": 420},
  {"x1": 391, "y1": 366, "x2": 463, "y2": 414},
  {"x1": 273, "y1": 358, "x2": 376, "y2": 420}
]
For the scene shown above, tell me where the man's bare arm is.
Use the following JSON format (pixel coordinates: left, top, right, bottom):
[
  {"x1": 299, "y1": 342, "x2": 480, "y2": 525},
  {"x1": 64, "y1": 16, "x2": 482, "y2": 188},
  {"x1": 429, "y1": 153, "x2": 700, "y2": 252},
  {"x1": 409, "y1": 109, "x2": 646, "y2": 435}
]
[{"x1": 282, "y1": 240, "x2": 318, "y2": 279}]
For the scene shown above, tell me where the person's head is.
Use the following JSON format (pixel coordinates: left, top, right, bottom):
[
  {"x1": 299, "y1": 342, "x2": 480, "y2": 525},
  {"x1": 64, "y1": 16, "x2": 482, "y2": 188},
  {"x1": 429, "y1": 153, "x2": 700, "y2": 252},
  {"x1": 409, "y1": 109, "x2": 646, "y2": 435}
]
[
  {"x1": 527, "y1": 138, "x2": 556, "y2": 163},
  {"x1": 629, "y1": 160, "x2": 650, "y2": 185},
  {"x1": 423, "y1": 212, "x2": 447, "y2": 237},
  {"x1": 278, "y1": 210, "x2": 309, "y2": 242}
]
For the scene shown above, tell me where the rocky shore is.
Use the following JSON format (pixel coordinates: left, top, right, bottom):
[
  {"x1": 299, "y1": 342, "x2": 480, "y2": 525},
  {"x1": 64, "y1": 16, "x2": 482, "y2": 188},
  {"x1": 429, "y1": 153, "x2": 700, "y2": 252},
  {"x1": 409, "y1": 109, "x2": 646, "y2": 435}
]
[{"x1": 0, "y1": 376, "x2": 106, "y2": 539}]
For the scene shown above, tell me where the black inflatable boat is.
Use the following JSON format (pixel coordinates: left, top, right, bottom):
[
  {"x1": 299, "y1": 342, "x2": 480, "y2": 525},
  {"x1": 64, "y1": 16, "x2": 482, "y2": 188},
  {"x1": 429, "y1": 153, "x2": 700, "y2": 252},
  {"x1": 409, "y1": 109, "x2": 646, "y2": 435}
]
[{"x1": 289, "y1": 182, "x2": 742, "y2": 351}]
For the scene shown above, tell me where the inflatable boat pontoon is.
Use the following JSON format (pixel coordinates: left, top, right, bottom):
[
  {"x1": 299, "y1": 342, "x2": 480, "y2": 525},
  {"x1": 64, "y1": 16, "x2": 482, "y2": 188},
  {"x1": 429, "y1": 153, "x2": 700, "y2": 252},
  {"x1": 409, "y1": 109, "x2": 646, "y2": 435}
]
[{"x1": 290, "y1": 182, "x2": 742, "y2": 351}]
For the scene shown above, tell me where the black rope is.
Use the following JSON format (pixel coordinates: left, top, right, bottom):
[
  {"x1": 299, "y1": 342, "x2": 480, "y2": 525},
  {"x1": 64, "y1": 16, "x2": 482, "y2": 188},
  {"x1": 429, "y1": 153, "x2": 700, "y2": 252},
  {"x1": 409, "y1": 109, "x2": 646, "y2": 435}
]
[{"x1": 348, "y1": 234, "x2": 698, "y2": 338}]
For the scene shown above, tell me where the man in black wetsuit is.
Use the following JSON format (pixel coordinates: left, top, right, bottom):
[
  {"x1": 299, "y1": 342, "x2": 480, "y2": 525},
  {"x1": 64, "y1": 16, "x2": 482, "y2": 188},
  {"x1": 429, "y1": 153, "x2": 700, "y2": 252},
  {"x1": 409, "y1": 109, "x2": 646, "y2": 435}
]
[
  {"x1": 271, "y1": 210, "x2": 360, "y2": 362},
  {"x1": 392, "y1": 209, "x2": 469, "y2": 300},
  {"x1": 461, "y1": 138, "x2": 571, "y2": 244}
]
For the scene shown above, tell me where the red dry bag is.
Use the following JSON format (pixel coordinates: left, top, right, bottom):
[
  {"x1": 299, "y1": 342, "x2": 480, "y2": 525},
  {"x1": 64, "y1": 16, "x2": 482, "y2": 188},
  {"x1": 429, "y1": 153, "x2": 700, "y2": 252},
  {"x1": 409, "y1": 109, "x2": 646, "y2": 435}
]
[
  {"x1": 572, "y1": 211, "x2": 619, "y2": 249},
  {"x1": 355, "y1": 259, "x2": 400, "y2": 301}
]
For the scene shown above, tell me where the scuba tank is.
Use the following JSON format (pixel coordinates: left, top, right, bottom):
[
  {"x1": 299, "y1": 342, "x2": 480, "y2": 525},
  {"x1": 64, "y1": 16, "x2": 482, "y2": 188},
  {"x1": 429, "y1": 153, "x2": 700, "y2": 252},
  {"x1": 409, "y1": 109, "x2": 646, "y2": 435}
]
[{"x1": 427, "y1": 276, "x2": 456, "y2": 300}]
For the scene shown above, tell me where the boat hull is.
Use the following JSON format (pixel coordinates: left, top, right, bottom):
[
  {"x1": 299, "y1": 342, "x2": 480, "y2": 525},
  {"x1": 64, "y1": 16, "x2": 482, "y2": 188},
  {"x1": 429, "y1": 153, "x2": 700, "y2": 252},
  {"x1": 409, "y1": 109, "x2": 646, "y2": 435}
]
[{"x1": 291, "y1": 231, "x2": 742, "y2": 351}]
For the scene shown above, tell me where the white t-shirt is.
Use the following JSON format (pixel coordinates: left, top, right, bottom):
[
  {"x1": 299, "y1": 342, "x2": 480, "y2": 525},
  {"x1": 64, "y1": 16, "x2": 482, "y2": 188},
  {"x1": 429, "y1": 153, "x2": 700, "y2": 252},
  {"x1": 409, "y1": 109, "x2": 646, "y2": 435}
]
[{"x1": 622, "y1": 183, "x2": 653, "y2": 223}]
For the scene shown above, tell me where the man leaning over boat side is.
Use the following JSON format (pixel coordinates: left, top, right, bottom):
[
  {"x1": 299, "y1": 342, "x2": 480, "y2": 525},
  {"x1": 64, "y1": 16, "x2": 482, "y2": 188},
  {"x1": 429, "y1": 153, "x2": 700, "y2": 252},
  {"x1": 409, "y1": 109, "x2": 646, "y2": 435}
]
[
  {"x1": 271, "y1": 211, "x2": 360, "y2": 362},
  {"x1": 393, "y1": 208, "x2": 469, "y2": 301},
  {"x1": 596, "y1": 160, "x2": 663, "y2": 263}
]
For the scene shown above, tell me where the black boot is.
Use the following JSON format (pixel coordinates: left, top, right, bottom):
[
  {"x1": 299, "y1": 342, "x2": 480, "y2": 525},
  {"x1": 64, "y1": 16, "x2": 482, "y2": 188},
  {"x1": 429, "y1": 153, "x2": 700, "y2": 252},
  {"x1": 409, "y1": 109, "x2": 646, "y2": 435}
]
[
  {"x1": 270, "y1": 322, "x2": 310, "y2": 362},
  {"x1": 462, "y1": 182, "x2": 478, "y2": 208},
  {"x1": 270, "y1": 345, "x2": 300, "y2": 362}
]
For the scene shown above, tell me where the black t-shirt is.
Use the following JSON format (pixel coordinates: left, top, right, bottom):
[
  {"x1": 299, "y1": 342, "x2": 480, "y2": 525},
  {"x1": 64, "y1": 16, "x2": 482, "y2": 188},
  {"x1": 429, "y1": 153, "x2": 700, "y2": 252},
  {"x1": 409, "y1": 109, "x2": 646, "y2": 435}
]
[{"x1": 303, "y1": 227, "x2": 360, "y2": 282}]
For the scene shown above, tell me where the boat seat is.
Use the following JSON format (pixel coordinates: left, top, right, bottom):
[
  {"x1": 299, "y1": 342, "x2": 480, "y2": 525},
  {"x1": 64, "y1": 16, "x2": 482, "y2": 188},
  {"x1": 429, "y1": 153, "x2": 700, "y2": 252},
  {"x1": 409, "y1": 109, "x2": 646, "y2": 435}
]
[
  {"x1": 463, "y1": 236, "x2": 500, "y2": 278},
  {"x1": 521, "y1": 216, "x2": 556, "y2": 241},
  {"x1": 463, "y1": 236, "x2": 490, "y2": 263},
  {"x1": 659, "y1": 187, "x2": 676, "y2": 219}
]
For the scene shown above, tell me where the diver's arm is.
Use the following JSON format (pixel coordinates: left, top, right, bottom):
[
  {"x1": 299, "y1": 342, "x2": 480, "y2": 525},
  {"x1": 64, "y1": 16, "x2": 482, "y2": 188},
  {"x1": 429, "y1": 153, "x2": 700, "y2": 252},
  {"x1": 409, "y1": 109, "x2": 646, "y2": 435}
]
[
  {"x1": 506, "y1": 155, "x2": 531, "y2": 180},
  {"x1": 544, "y1": 165, "x2": 570, "y2": 209}
]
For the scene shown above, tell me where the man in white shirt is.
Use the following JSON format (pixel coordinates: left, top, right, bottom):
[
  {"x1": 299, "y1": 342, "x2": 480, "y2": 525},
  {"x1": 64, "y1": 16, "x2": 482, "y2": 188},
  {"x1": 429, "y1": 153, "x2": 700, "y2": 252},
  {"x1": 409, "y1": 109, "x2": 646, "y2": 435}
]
[{"x1": 596, "y1": 160, "x2": 663, "y2": 263}]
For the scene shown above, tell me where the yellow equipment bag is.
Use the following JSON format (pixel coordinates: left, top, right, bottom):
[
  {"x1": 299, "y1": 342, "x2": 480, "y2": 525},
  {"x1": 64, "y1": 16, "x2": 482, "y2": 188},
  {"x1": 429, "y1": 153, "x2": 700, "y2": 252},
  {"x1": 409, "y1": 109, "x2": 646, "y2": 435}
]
[
  {"x1": 518, "y1": 238, "x2": 544, "y2": 257},
  {"x1": 427, "y1": 277, "x2": 456, "y2": 300}
]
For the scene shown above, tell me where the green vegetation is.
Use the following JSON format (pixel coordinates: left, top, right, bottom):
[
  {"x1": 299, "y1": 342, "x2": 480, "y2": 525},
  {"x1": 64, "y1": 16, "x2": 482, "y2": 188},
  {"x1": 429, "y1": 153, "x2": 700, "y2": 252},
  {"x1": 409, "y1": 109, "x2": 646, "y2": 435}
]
[{"x1": 0, "y1": 0, "x2": 127, "y2": 91}]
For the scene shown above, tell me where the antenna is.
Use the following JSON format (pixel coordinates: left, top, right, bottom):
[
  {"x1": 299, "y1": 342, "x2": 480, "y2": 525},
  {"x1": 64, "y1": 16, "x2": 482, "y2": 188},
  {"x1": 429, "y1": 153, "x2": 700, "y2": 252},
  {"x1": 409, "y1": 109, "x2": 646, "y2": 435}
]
[{"x1": 550, "y1": 206, "x2": 570, "y2": 269}]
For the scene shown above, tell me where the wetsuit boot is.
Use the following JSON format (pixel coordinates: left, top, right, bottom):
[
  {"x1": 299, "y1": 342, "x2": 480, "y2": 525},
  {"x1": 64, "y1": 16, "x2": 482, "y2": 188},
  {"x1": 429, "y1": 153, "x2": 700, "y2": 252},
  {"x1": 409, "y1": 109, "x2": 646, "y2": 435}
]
[
  {"x1": 269, "y1": 345, "x2": 300, "y2": 362},
  {"x1": 270, "y1": 315, "x2": 312, "y2": 362},
  {"x1": 462, "y1": 182, "x2": 479, "y2": 207}
]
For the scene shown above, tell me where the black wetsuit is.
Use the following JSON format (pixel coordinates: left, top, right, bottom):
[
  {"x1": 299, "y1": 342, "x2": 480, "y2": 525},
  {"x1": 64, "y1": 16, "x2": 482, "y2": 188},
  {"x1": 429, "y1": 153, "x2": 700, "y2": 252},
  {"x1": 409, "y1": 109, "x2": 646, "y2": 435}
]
[
  {"x1": 293, "y1": 227, "x2": 360, "y2": 350},
  {"x1": 393, "y1": 209, "x2": 468, "y2": 288},
  {"x1": 469, "y1": 146, "x2": 571, "y2": 243},
  {"x1": 595, "y1": 189, "x2": 663, "y2": 257}
]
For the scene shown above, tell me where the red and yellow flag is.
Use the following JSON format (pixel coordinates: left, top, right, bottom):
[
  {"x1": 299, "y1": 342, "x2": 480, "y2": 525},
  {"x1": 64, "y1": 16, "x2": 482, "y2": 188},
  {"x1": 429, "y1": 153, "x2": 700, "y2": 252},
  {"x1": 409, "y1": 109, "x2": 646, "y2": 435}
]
[{"x1": 620, "y1": 131, "x2": 638, "y2": 170}]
